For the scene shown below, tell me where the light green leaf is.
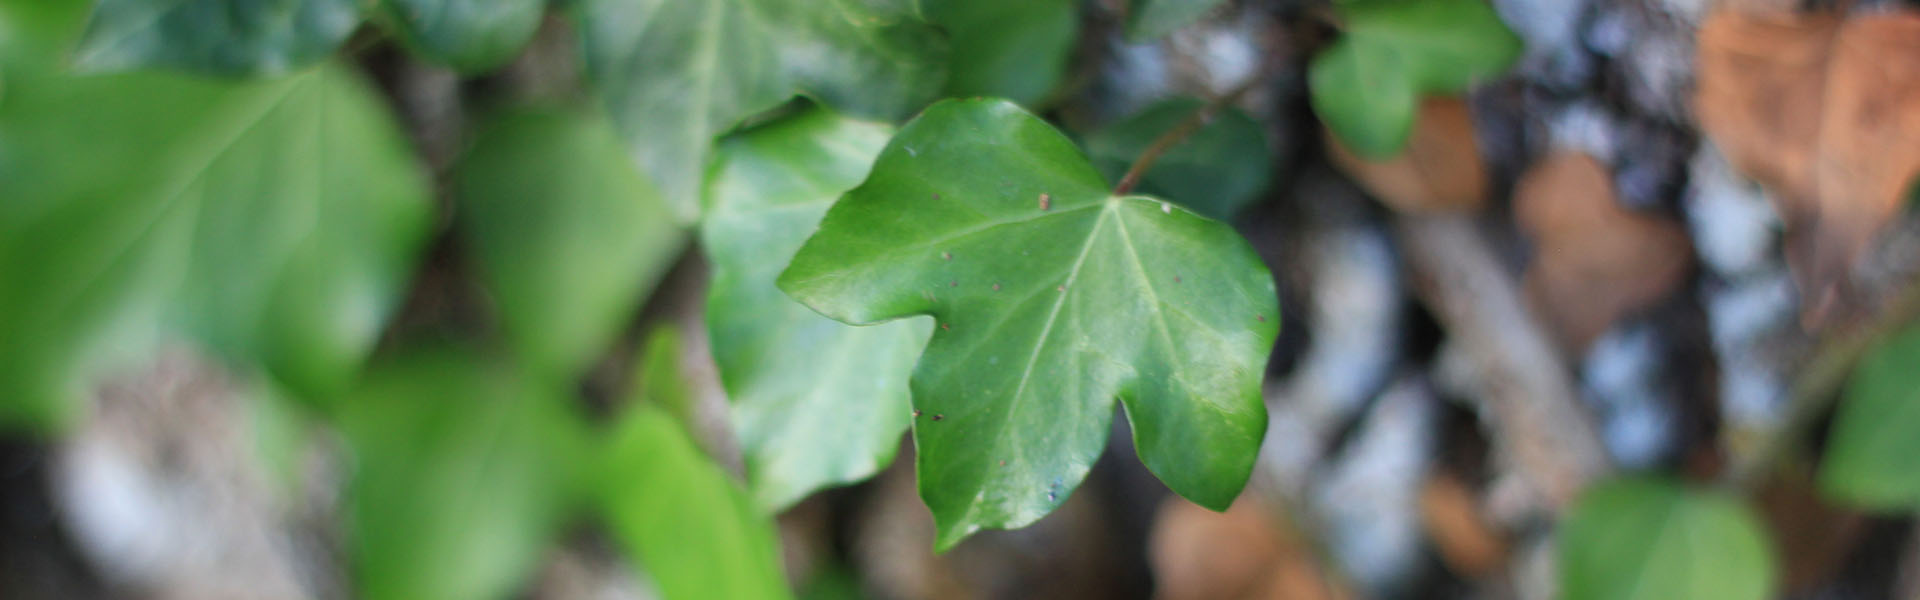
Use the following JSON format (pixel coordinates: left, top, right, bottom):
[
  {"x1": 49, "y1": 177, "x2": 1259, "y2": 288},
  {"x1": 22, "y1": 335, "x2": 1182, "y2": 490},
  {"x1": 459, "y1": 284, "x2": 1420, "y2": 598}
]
[
  {"x1": 73, "y1": 0, "x2": 361, "y2": 75},
  {"x1": 1125, "y1": 0, "x2": 1223, "y2": 41},
  {"x1": 703, "y1": 106, "x2": 930, "y2": 511},
  {"x1": 602, "y1": 330, "x2": 794, "y2": 600},
  {"x1": 1559, "y1": 479, "x2": 1777, "y2": 600},
  {"x1": 1821, "y1": 322, "x2": 1920, "y2": 509},
  {"x1": 779, "y1": 99, "x2": 1277, "y2": 550},
  {"x1": 573, "y1": 0, "x2": 947, "y2": 221},
  {"x1": 1310, "y1": 0, "x2": 1519, "y2": 158},
  {"x1": 377, "y1": 0, "x2": 545, "y2": 72},
  {"x1": 341, "y1": 350, "x2": 587, "y2": 600},
  {"x1": 455, "y1": 107, "x2": 685, "y2": 380},
  {"x1": 0, "y1": 61, "x2": 433, "y2": 430},
  {"x1": 925, "y1": 0, "x2": 1077, "y2": 106},
  {"x1": 1082, "y1": 98, "x2": 1274, "y2": 220}
]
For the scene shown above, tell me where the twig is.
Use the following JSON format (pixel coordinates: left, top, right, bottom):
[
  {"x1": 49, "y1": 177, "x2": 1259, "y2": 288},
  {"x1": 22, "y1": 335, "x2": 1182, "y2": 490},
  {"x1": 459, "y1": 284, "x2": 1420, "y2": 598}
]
[
  {"x1": 1112, "y1": 57, "x2": 1283, "y2": 196},
  {"x1": 1393, "y1": 215, "x2": 1612, "y2": 510}
]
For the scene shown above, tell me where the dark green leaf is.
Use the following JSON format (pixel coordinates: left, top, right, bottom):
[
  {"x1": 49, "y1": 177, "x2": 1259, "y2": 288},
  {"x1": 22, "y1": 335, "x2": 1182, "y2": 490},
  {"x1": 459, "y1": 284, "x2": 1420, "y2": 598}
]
[
  {"x1": 1559, "y1": 479, "x2": 1776, "y2": 600},
  {"x1": 455, "y1": 107, "x2": 684, "y2": 380},
  {"x1": 0, "y1": 62, "x2": 433, "y2": 430},
  {"x1": 377, "y1": 0, "x2": 544, "y2": 72},
  {"x1": 779, "y1": 99, "x2": 1277, "y2": 549},
  {"x1": 1821, "y1": 322, "x2": 1920, "y2": 509},
  {"x1": 74, "y1": 0, "x2": 360, "y2": 75},
  {"x1": 1125, "y1": 0, "x2": 1223, "y2": 41},
  {"x1": 1083, "y1": 98, "x2": 1274, "y2": 220},
  {"x1": 341, "y1": 350, "x2": 587, "y2": 600},
  {"x1": 926, "y1": 0, "x2": 1077, "y2": 106},
  {"x1": 1310, "y1": 0, "x2": 1520, "y2": 158},
  {"x1": 703, "y1": 106, "x2": 930, "y2": 511},
  {"x1": 602, "y1": 330, "x2": 794, "y2": 600},
  {"x1": 573, "y1": 0, "x2": 947, "y2": 220}
]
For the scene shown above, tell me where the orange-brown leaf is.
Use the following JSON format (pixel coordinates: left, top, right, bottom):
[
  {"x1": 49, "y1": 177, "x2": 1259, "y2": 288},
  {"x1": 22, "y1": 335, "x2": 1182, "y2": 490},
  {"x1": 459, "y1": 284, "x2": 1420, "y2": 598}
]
[
  {"x1": 1329, "y1": 97, "x2": 1489, "y2": 213},
  {"x1": 1516, "y1": 152, "x2": 1693, "y2": 354}
]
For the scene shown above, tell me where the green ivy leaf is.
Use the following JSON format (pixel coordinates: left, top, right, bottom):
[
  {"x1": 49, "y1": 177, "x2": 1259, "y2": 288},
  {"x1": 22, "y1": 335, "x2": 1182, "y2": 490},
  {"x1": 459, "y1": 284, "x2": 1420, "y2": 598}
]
[
  {"x1": 1560, "y1": 479, "x2": 1777, "y2": 600},
  {"x1": 703, "y1": 106, "x2": 930, "y2": 511},
  {"x1": 341, "y1": 350, "x2": 587, "y2": 600},
  {"x1": 377, "y1": 0, "x2": 544, "y2": 72},
  {"x1": 73, "y1": 0, "x2": 360, "y2": 75},
  {"x1": 0, "y1": 62, "x2": 433, "y2": 430},
  {"x1": 455, "y1": 107, "x2": 685, "y2": 380},
  {"x1": 1309, "y1": 0, "x2": 1520, "y2": 158},
  {"x1": 925, "y1": 0, "x2": 1077, "y2": 106},
  {"x1": 602, "y1": 329, "x2": 794, "y2": 600},
  {"x1": 779, "y1": 98, "x2": 1277, "y2": 549},
  {"x1": 1125, "y1": 0, "x2": 1223, "y2": 41},
  {"x1": 573, "y1": 0, "x2": 947, "y2": 221},
  {"x1": 1082, "y1": 98, "x2": 1274, "y2": 220},
  {"x1": 1820, "y1": 322, "x2": 1920, "y2": 509}
]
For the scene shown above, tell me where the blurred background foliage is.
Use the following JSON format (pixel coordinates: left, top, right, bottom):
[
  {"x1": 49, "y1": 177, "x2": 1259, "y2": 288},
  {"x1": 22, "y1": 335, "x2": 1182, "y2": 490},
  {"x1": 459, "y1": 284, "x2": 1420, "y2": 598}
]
[{"x1": 6, "y1": 0, "x2": 1920, "y2": 598}]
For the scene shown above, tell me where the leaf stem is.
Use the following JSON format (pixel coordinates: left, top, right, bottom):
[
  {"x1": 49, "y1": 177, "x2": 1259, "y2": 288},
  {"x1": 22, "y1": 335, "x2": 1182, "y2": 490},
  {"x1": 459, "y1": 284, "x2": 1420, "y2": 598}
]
[
  {"x1": 1112, "y1": 57, "x2": 1281, "y2": 196},
  {"x1": 1721, "y1": 273, "x2": 1920, "y2": 491}
]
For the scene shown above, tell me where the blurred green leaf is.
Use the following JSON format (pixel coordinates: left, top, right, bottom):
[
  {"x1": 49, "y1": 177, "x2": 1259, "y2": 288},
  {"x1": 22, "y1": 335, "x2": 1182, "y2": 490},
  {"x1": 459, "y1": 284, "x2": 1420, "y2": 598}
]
[
  {"x1": 1559, "y1": 479, "x2": 1776, "y2": 600},
  {"x1": 1309, "y1": 0, "x2": 1520, "y2": 157},
  {"x1": 0, "y1": 61, "x2": 433, "y2": 430},
  {"x1": 702, "y1": 106, "x2": 930, "y2": 511},
  {"x1": 1125, "y1": 0, "x2": 1222, "y2": 41},
  {"x1": 1821, "y1": 322, "x2": 1920, "y2": 509},
  {"x1": 1082, "y1": 98, "x2": 1274, "y2": 220},
  {"x1": 377, "y1": 0, "x2": 544, "y2": 72},
  {"x1": 342, "y1": 349, "x2": 588, "y2": 600},
  {"x1": 455, "y1": 107, "x2": 684, "y2": 380},
  {"x1": 602, "y1": 329, "x2": 794, "y2": 600},
  {"x1": 572, "y1": 0, "x2": 947, "y2": 221},
  {"x1": 925, "y1": 0, "x2": 1076, "y2": 106},
  {"x1": 779, "y1": 99, "x2": 1277, "y2": 550},
  {"x1": 73, "y1": 0, "x2": 360, "y2": 75}
]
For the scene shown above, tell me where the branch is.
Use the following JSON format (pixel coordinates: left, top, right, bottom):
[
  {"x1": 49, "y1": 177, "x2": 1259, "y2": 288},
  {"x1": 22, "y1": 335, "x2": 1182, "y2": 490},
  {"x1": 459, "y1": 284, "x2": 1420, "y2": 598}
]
[{"x1": 1393, "y1": 215, "x2": 1612, "y2": 510}]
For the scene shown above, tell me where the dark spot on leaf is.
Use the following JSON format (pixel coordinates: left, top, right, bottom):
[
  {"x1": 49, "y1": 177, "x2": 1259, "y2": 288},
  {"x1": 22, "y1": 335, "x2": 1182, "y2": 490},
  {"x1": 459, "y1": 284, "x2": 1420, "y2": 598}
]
[
  {"x1": 1174, "y1": 275, "x2": 1182, "y2": 283},
  {"x1": 1039, "y1": 192, "x2": 1051, "y2": 211},
  {"x1": 942, "y1": 251, "x2": 951, "y2": 261},
  {"x1": 940, "y1": 323, "x2": 951, "y2": 331},
  {"x1": 1256, "y1": 315, "x2": 1267, "y2": 322},
  {"x1": 932, "y1": 193, "x2": 940, "y2": 200},
  {"x1": 1047, "y1": 491, "x2": 1057, "y2": 502},
  {"x1": 932, "y1": 414, "x2": 945, "y2": 421},
  {"x1": 999, "y1": 460, "x2": 1007, "y2": 466},
  {"x1": 949, "y1": 280, "x2": 958, "y2": 287},
  {"x1": 992, "y1": 283, "x2": 1001, "y2": 291},
  {"x1": 913, "y1": 409, "x2": 922, "y2": 417},
  {"x1": 1056, "y1": 284, "x2": 1066, "y2": 292}
]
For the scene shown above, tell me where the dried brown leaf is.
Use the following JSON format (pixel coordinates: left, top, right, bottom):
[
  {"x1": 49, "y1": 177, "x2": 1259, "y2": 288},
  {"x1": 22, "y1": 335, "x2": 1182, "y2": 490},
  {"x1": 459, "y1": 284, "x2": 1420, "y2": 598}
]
[
  {"x1": 1418, "y1": 473, "x2": 1509, "y2": 578},
  {"x1": 1149, "y1": 497, "x2": 1352, "y2": 600},
  {"x1": 1329, "y1": 97, "x2": 1489, "y2": 214},
  {"x1": 1516, "y1": 152, "x2": 1693, "y2": 354},
  {"x1": 1696, "y1": 10, "x2": 1920, "y2": 321}
]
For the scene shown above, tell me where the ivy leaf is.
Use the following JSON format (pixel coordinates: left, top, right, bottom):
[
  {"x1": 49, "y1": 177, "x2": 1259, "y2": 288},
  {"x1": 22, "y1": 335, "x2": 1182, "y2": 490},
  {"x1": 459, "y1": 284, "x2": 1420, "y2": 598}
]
[
  {"x1": 1559, "y1": 479, "x2": 1777, "y2": 600},
  {"x1": 73, "y1": 0, "x2": 361, "y2": 75},
  {"x1": 602, "y1": 330, "x2": 794, "y2": 600},
  {"x1": 1125, "y1": 0, "x2": 1224, "y2": 41},
  {"x1": 925, "y1": 0, "x2": 1078, "y2": 106},
  {"x1": 1310, "y1": 0, "x2": 1520, "y2": 158},
  {"x1": 0, "y1": 62, "x2": 432, "y2": 429},
  {"x1": 377, "y1": 0, "x2": 545, "y2": 72},
  {"x1": 341, "y1": 350, "x2": 587, "y2": 600},
  {"x1": 779, "y1": 99, "x2": 1278, "y2": 549},
  {"x1": 573, "y1": 0, "x2": 947, "y2": 221},
  {"x1": 703, "y1": 106, "x2": 931, "y2": 511},
  {"x1": 1082, "y1": 98, "x2": 1275, "y2": 220},
  {"x1": 1820, "y1": 322, "x2": 1920, "y2": 509},
  {"x1": 455, "y1": 107, "x2": 685, "y2": 380}
]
